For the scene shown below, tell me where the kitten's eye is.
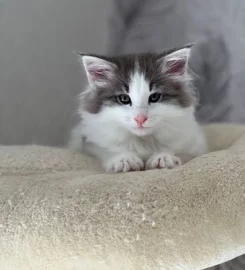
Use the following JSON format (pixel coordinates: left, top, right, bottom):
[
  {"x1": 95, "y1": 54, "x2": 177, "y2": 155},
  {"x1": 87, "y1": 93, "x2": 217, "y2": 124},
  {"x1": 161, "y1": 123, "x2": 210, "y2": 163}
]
[
  {"x1": 149, "y1": 93, "x2": 162, "y2": 103},
  {"x1": 117, "y1": 94, "x2": 131, "y2": 105}
]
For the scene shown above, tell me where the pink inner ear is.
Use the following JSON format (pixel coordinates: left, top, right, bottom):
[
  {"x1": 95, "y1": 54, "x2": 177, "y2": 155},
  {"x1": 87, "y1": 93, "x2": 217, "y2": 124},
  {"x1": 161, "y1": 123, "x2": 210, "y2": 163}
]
[
  {"x1": 89, "y1": 68, "x2": 111, "y2": 81},
  {"x1": 166, "y1": 59, "x2": 186, "y2": 75}
]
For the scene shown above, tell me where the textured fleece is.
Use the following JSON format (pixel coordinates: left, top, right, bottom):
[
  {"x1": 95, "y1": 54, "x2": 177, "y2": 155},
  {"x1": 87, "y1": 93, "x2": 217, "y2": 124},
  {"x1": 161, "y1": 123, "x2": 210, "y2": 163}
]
[{"x1": 0, "y1": 124, "x2": 245, "y2": 270}]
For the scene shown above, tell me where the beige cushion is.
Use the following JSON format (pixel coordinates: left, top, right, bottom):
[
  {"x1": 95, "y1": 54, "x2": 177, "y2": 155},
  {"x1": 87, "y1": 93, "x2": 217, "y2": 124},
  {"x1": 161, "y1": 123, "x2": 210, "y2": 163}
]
[{"x1": 0, "y1": 124, "x2": 245, "y2": 270}]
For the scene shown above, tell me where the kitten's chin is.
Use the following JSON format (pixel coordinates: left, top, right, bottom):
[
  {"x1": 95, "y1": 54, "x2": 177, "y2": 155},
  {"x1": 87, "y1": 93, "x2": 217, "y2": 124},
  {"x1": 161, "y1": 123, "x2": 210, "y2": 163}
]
[{"x1": 131, "y1": 127, "x2": 153, "y2": 137}]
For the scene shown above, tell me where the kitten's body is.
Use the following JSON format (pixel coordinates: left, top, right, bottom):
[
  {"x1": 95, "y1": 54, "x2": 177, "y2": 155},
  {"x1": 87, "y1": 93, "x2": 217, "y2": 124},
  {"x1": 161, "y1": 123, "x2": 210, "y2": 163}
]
[{"x1": 70, "y1": 47, "x2": 207, "y2": 173}]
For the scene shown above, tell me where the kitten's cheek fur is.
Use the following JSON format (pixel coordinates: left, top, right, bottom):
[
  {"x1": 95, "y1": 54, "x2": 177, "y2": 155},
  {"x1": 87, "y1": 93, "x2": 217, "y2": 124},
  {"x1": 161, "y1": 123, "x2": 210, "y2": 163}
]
[
  {"x1": 146, "y1": 153, "x2": 182, "y2": 170},
  {"x1": 103, "y1": 153, "x2": 144, "y2": 173}
]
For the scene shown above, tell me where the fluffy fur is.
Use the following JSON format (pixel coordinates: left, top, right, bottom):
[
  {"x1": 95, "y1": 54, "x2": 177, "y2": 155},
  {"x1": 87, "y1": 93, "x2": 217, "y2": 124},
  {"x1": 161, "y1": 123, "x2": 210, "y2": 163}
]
[{"x1": 69, "y1": 47, "x2": 207, "y2": 173}]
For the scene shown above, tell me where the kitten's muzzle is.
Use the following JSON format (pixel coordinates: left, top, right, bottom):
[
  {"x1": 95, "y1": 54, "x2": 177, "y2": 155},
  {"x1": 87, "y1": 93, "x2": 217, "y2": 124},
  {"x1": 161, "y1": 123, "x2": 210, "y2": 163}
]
[{"x1": 134, "y1": 115, "x2": 148, "y2": 127}]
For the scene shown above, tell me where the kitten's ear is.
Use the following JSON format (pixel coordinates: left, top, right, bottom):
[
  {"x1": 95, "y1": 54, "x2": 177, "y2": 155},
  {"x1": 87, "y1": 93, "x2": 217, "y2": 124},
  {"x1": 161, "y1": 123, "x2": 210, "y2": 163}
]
[
  {"x1": 159, "y1": 47, "x2": 191, "y2": 77},
  {"x1": 77, "y1": 53, "x2": 116, "y2": 86}
]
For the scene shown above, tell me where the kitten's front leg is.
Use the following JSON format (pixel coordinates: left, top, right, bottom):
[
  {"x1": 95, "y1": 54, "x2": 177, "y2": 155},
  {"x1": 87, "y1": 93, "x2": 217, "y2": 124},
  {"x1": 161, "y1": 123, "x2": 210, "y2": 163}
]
[
  {"x1": 145, "y1": 151, "x2": 181, "y2": 170},
  {"x1": 103, "y1": 152, "x2": 144, "y2": 173}
]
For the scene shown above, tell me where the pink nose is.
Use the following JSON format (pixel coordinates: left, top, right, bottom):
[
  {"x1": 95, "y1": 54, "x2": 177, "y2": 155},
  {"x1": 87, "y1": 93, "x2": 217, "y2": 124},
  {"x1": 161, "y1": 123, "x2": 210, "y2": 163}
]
[{"x1": 134, "y1": 115, "x2": 148, "y2": 126}]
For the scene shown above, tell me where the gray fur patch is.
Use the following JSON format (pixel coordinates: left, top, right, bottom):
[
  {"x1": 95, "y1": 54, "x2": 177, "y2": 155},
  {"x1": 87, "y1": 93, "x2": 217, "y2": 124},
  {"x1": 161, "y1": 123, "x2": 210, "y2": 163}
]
[{"x1": 80, "y1": 48, "x2": 195, "y2": 114}]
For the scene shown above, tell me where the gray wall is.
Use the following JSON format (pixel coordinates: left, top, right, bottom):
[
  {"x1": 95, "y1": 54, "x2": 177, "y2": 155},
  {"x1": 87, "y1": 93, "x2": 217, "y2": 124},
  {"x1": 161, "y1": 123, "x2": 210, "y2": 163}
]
[{"x1": 0, "y1": 0, "x2": 110, "y2": 146}]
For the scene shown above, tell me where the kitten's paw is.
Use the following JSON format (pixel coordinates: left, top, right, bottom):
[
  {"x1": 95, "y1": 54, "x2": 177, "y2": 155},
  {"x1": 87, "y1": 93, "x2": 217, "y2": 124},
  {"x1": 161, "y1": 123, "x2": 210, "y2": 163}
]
[
  {"x1": 146, "y1": 153, "x2": 181, "y2": 170},
  {"x1": 104, "y1": 154, "x2": 144, "y2": 173}
]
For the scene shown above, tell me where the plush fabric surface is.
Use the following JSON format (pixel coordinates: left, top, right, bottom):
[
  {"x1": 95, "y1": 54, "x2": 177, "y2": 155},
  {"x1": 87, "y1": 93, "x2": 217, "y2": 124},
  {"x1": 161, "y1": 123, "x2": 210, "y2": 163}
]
[{"x1": 0, "y1": 124, "x2": 245, "y2": 270}]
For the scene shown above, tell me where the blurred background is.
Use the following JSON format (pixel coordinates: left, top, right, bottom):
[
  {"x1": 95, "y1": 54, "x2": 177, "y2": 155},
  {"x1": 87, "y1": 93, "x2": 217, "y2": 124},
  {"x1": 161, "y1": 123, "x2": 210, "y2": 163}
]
[
  {"x1": 0, "y1": 0, "x2": 110, "y2": 145},
  {"x1": 0, "y1": 0, "x2": 245, "y2": 269}
]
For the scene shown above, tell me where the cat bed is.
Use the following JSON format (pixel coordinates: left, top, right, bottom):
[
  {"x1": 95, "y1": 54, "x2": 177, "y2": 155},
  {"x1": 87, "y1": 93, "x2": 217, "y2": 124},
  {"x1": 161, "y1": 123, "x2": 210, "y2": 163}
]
[{"x1": 0, "y1": 124, "x2": 245, "y2": 270}]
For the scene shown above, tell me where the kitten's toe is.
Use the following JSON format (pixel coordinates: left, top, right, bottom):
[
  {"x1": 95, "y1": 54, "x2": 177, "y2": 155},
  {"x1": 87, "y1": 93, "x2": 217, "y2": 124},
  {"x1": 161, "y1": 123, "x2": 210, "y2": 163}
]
[
  {"x1": 104, "y1": 154, "x2": 144, "y2": 173},
  {"x1": 146, "y1": 153, "x2": 181, "y2": 170}
]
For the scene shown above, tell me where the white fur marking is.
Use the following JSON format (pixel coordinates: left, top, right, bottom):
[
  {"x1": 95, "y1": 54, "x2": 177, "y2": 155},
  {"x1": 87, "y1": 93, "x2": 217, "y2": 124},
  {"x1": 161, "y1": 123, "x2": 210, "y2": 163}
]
[{"x1": 129, "y1": 70, "x2": 150, "y2": 109}]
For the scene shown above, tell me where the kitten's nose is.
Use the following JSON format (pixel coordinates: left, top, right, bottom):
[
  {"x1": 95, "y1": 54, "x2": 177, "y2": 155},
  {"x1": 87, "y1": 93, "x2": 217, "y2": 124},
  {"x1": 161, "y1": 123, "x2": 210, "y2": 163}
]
[{"x1": 134, "y1": 115, "x2": 148, "y2": 126}]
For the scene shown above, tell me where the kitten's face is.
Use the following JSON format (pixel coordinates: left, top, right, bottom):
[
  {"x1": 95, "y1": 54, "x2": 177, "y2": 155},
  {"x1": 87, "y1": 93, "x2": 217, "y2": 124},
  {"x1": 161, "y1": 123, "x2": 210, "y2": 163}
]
[{"x1": 79, "y1": 47, "x2": 197, "y2": 136}]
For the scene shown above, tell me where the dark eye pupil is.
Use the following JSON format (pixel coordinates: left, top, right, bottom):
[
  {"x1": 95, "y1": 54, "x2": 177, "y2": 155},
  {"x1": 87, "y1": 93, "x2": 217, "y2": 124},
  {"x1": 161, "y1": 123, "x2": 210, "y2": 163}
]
[
  {"x1": 118, "y1": 94, "x2": 131, "y2": 105},
  {"x1": 149, "y1": 93, "x2": 161, "y2": 103}
]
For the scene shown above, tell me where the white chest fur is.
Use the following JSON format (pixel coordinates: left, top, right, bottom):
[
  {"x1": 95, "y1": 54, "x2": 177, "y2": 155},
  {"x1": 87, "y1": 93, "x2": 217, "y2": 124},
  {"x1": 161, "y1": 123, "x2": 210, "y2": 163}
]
[{"x1": 80, "y1": 113, "x2": 206, "y2": 161}]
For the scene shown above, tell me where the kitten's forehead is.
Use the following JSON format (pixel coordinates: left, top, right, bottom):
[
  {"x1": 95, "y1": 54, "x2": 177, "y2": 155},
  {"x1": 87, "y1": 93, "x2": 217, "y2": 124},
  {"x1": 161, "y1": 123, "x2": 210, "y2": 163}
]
[
  {"x1": 111, "y1": 55, "x2": 159, "y2": 106},
  {"x1": 109, "y1": 53, "x2": 160, "y2": 82},
  {"x1": 129, "y1": 70, "x2": 150, "y2": 107},
  {"x1": 100, "y1": 45, "x2": 192, "y2": 79}
]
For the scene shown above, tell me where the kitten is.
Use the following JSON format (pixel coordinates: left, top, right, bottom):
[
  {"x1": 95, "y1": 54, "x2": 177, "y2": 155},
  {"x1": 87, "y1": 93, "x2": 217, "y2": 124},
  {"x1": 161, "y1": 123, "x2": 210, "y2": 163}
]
[{"x1": 69, "y1": 45, "x2": 207, "y2": 173}]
